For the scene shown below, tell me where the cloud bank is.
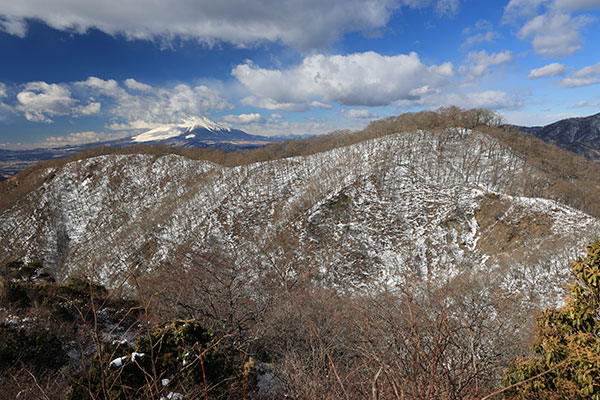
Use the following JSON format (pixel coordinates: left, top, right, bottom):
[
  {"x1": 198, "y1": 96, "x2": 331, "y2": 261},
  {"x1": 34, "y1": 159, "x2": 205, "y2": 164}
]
[
  {"x1": 463, "y1": 50, "x2": 513, "y2": 78},
  {"x1": 561, "y1": 61, "x2": 600, "y2": 87},
  {"x1": 518, "y1": 11, "x2": 592, "y2": 57},
  {"x1": 1, "y1": 78, "x2": 231, "y2": 129},
  {"x1": 16, "y1": 81, "x2": 100, "y2": 123},
  {"x1": 233, "y1": 51, "x2": 454, "y2": 111},
  {"x1": 0, "y1": 0, "x2": 399, "y2": 49},
  {"x1": 77, "y1": 77, "x2": 232, "y2": 128},
  {"x1": 504, "y1": 0, "x2": 597, "y2": 57},
  {"x1": 222, "y1": 113, "x2": 266, "y2": 124}
]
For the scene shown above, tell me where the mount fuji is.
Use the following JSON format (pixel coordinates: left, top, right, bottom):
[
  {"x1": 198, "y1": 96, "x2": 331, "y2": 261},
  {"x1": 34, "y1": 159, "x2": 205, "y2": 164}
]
[
  {"x1": 0, "y1": 117, "x2": 282, "y2": 177},
  {"x1": 115, "y1": 117, "x2": 277, "y2": 148}
]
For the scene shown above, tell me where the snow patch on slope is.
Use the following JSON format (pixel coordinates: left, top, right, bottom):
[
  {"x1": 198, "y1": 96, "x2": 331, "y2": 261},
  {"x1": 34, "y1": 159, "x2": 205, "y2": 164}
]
[{"x1": 1, "y1": 129, "x2": 599, "y2": 304}]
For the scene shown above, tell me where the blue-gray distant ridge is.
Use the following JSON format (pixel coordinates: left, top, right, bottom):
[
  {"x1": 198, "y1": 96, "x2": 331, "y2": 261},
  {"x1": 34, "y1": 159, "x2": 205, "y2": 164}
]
[{"x1": 514, "y1": 112, "x2": 600, "y2": 161}]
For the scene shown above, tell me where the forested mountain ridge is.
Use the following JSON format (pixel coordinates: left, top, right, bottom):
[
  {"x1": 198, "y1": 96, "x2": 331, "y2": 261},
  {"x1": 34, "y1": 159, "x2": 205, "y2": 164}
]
[
  {"x1": 3, "y1": 109, "x2": 600, "y2": 398},
  {"x1": 1, "y1": 122, "x2": 598, "y2": 302},
  {"x1": 509, "y1": 112, "x2": 600, "y2": 161}
]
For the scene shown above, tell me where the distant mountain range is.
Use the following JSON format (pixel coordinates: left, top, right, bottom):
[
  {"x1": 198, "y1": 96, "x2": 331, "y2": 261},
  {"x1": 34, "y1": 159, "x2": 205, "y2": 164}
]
[
  {"x1": 510, "y1": 112, "x2": 600, "y2": 161},
  {"x1": 3, "y1": 112, "x2": 599, "y2": 181},
  {"x1": 0, "y1": 118, "x2": 285, "y2": 178}
]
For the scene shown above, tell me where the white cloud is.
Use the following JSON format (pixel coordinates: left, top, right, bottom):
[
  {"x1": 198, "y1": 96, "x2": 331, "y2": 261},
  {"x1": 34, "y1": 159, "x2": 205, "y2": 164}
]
[
  {"x1": 463, "y1": 19, "x2": 493, "y2": 33},
  {"x1": 408, "y1": 85, "x2": 440, "y2": 97},
  {"x1": 503, "y1": 111, "x2": 578, "y2": 126},
  {"x1": 554, "y1": 0, "x2": 600, "y2": 11},
  {"x1": 343, "y1": 109, "x2": 378, "y2": 118},
  {"x1": 568, "y1": 100, "x2": 600, "y2": 108},
  {"x1": 16, "y1": 82, "x2": 83, "y2": 122},
  {"x1": 518, "y1": 11, "x2": 591, "y2": 57},
  {"x1": 79, "y1": 77, "x2": 126, "y2": 98},
  {"x1": 0, "y1": 83, "x2": 12, "y2": 119},
  {"x1": 463, "y1": 50, "x2": 513, "y2": 77},
  {"x1": 572, "y1": 62, "x2": 600, "y2": 77},
  {"x1": 435, "y1": 0, "x2": 460, "y2": 17},
  {"x1": 561, "y1": 77, "x2": 599, "y2": 87},
  {"x1": 124, "y1": 78, "x2": 153, "y2": 92},
  {"x1": 502, "y1": 0, "x2": 549, "y2": 24},
  {"x1": 7, "y1": 76, "x2": 231, "y2": 128},
  {"x1": 437, "y1": 90, "x2": 523, "y2": 110},
  {"x1": 15, "y1": 80, "x2": 101, "y2": 123},
  {"x1": 462, "y1": 31, "x2": 501, "y2": 49},
  {"x1": 398, "y1": 0, "x2": 463, "y2": 17},
  {"x1": 504, "y1": 1, "x2": 596, "y2": 58},
  {"x1": 0, "y1": 0, "x2": 401, "y2": 50},
  {"x1": 235, "y1": 118, "x2": 337, "y2": 137},
  {"x1": 233, "y1": 51, "x2": 454, "y2": 110},
  {"x1": 462, "y1": 20, "x2": 501, "y2": 48},
  {"x1": 78, "y1": 77, "x2": 232, "y2": 128},
  {"x1": 43, "y1": 130, "x2": 129, "y2": 147},
  {"x1": 0, "y1": 15, "x2": 26, "y2": 37},
  {"x1": 0, "y1": 1, "x2": 472, "y2": 49},
  {"x1": 240, "y1": 96, "x2": 308, "y2": 112},
  {"x1": 270, "y1": 113, "x2": 283, "y2": 119},
  {"x1": 528, "y1": 62, "x2": 567, "y2": 78},
  {"x1": 222, "y1": 113, "x2": 265, "y2": 124},
  {"x1": 560, "y1": 61, "x2": 600, "y2": 87},
  {"x1": 397, "y1": 89, "x2": 523, "y2": 111},
  {"x1": 76, "y1": 102, "x2": 101, "y2": 116},
  {"x1": 310, "y1": 101, "x2": 333, "y2": 109}
]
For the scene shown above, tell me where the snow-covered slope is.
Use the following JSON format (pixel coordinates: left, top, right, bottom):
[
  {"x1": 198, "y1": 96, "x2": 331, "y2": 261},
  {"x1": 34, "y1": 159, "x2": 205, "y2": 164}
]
[
  {"x1": 128, "y1": 116, "x2": 271, "y2": 146},
  {"x1": 131, "y1": 117, "x2": 233, "y2": 142},
  {"x1": 1, "y1": 129, "x2": 598, "y2": 308}
]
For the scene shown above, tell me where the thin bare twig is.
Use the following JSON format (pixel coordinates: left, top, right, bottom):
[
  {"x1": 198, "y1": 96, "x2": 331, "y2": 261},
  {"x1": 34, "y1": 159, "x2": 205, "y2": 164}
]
[{"x1": 19, "y1": 365, "x2": 52, "y2": 400}]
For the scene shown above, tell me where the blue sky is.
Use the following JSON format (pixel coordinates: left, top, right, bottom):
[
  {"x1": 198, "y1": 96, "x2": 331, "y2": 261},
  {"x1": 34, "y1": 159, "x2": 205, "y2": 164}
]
[{"x1": 0, "y1": 0, "x2": 599, "y2": 149}]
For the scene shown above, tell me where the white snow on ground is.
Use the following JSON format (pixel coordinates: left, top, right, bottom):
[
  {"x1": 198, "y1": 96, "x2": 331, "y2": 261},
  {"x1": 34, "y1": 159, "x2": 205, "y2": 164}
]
[
  {"x1": 132, "y1": 125, "x2": 183, "y2": 142},
  {"x1": 161, "y1": 393, "x2": 184, "y2": 400},
  {"x1": 108, "y1": 352, "x2": 144, "y2": 368},
  {"x1": 109, "y1": 356, "x2": 128, "y2": 368},
  {"x1": 1, "y1": 128, "x2": 598, "y2": 307}
]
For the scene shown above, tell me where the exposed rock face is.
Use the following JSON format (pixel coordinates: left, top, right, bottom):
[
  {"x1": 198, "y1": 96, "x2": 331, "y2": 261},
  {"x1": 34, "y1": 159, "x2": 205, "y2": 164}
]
[
  {"x1": 517, "y1": 113, "x2": 600, "y2": 161},
  {"x1": 1, "y1": 129, "x2": 598, "y2": 308}
]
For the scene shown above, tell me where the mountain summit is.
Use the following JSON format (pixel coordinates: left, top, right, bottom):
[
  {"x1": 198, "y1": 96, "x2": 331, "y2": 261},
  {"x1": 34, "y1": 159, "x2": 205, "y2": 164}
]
[
  {"x1": 0, "y1": 117, "x2": 279, "y2": 176},
  {"x1": 128, "y1": 116, "x2": 271, "y2": 147},
  {"x1": 514, "y1": 113, "x2": 600, "y2": 161},
  {"x1": 132, "y1": 117, "x2": 232, "y2": 142}
]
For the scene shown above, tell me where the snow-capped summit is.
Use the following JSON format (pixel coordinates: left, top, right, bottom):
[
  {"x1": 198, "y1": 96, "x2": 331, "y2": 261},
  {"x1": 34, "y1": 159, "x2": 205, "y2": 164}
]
[
  {"x1": 127, "y1": 116, "x2": 273, "y2": 147},
  {"x1": 0, "y1": 117, "x2": 285, "y2": 176},
  {"x1": 132, "y1": 117, "x2": 232, "y2": 143},
  {"x1": 183, "y1": 116, "x2": 232, "y2": 133}
]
